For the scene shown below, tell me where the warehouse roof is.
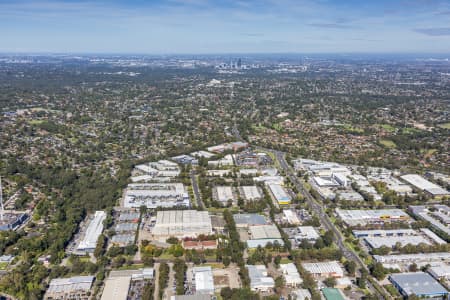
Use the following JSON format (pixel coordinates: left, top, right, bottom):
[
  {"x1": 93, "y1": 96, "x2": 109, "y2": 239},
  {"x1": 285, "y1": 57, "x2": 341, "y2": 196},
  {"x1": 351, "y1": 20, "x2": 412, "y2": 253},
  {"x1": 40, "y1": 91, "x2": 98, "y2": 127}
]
[
  {"x1": 249, "y1": 224, "x2": 282, "y2": 239},
  {"x1": 152, "y1": 210, "x2": 212, "y2": 237},
  {"x1": 389, "y1": 272, "x2": 449, "y2": 297},
  {"x1": 100, "y1": 276, "x2": 131, "y2": 300},
  {"x1": 193, "y1": 266, "x2": 214, "y2": 294},
  {"x1": 47, "y1": 276, "x2": 94, "y2": 294},
  {"x1": 233, "y1": 214, "x2": 267, "y2": 226},
  {"x1": 302, "y1": 261, "x2": 344, "y2": 277},
  {"x1": 401, "y1": 174, "x2": 449, "y2": 196},
  {"x1": 77, "y1": 211, "x2": 106, "y2": 251}
]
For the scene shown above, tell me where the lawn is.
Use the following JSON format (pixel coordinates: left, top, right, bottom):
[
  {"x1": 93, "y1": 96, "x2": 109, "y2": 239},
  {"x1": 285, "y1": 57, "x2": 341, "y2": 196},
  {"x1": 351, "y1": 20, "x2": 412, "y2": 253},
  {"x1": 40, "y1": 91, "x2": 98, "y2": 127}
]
[
  {"x1": 28, "y1": 119, "x2": 45, "y2": 125},
  {"x1": 0, "y1": 262, "x2": 8, "y2": 270},
  {"x1": 379, "y1": 139, "x2": 397, "y2": 148},
  {"x1": 380, "y1": 124, "x2": 396, "y2": 132},
  {"x1": 340, "y1": 124, "x2": 364, "y2": 134},
  {"x1": 438, "y1": 122, "x2": 450, "y2": 129}
]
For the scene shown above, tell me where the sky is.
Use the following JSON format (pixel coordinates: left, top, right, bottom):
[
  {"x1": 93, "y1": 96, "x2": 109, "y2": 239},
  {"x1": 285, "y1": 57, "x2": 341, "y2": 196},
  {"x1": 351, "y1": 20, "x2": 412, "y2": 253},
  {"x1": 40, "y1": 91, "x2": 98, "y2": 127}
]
[{"x1": 1, "y1": 0, "x2": 450, "y2": 54}]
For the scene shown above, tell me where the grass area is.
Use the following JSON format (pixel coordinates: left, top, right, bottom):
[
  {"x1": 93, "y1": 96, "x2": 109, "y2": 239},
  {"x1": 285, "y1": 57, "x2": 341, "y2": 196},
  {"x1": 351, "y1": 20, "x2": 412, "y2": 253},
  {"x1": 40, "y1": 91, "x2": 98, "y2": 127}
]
[
  {"x1": 402, "y1": 127, "x2": 421, "y2": 134},
  {"x1": 200, "y1": 262, "x2": 224, "y2": 269},
  {"x1": 79, "y1": 257, "x2": 91, "y2": 262},
  {"x1": 272, "y1": 123, "x2": 283, "y2": 132},
  {"x1": 384, "y1": 284, "x2": 401, "y2": 297},
  {"x1": 28, "y1": 119, "x2": 45, "y2": 125},
  {"x1": 251, "y1": 124, "x2": 268, "y2": 132},
  {"x1": 118, "y1": 263, "x2": 144, "y2": 270},
  {"x1": 438, "y1": 122, "x2": 450, "y2": 129},
  {"x1": 280, "y1": 258, "x2": 292, "y2": 264},
  {"x1": 379, "y1": 139, "x2": 397, "y2": 148},
  {"x1": 340, "y1": 124, "x2": 364, "y2": 134},
  {"x1": 159, "y1": 253, "x2": 176, "y2": 260},
  {"x1": 380, "y1": 124, "x2": 396, "y2": 132},
  {"x1": 0, "y1": 262, "x2": 8, "y2": 270}
]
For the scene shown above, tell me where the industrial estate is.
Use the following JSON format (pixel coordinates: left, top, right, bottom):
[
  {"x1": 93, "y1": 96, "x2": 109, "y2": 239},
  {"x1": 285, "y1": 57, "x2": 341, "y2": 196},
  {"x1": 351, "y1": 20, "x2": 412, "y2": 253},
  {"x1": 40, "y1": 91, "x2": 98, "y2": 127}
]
[{"x1": 0, "y1": 51, "x2": 449, "y2": 300}]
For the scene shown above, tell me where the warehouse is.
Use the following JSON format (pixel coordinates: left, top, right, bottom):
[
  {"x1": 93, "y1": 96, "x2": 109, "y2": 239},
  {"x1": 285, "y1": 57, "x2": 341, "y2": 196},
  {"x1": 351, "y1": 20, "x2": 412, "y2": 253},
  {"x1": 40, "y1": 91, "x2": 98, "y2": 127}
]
[
  {"x1": 282, "y1": 209, "x2": 301, "y2": 225},
  {"x1": 44, "y1": 276, "x2": 94, "y2": 300},
  {"x1": 76, "y1": 211, "x2": 106, "y2": 253},
  {"x1": 302, "y1": 261, "x2": 344, "y2": 278},
  {"x1": 124, "y1": 183, "x2": 190, "y2": 208},
  {"x1": 253, "y1": 175, "x2": 284, "y2": 185},
  {"x1": 193, "y1": 266, "x2": 214, "y2": 294},
  {"x1": 364, "y1": 235, "x2": 431, "y2": 249},
  {"x1": 401, "y1": 174, "x2": 449, "y2": 198},
  {"x1": 280, "y1": 263, "x2": 302, "y2": 287},
  {"x1": 240, "y1": 185, "x2": 263, "y2": 201},
  {"x1": 247, "y1": 224, "x2": 284, "y2": 248},
  {"x1": 233, "y1": 213, "x2": 267, "y2": 227},
  {"x1": 335, "y1": 208, "x2": 409, "y2": 226},
  {"x1": 389, "y1": 272, "x2": 449, "y2": 299},
  {"x1": 428, "y1": 264, "x2": 450, "y2": 280},
  {"x1": 239, "y1": 169, "x2": 259, "y2": 176},
  {"x1": 247, "y1": 265, "x2": 275, "y2": 292},
  {"x1": 295, "y1": 226, "x2": 320, "y2": 242},
  {"x1": 214, "y1": 186, "x2": 235, "y2": 204},
  {"x1": 374, "y1": 252, "x2": 450, "y2": 264},
  {"x1": 410, "y1": 205, "x2": 450, "y2": 236},
  {"x1": 100, "y1": 276, "x2": 131, "y2": 300},
  {"x1": 191, "y1": 150, "x2": 215, "y2": 158},
  {"x1": 152, "y1": 210, "x2": 212, "y2": 241},
  {"x1": 267, "y1": 183, "x2": 291, "y2": 205},
  {"x1": 312, "y1": 176, "x2": 339, "y2": 187},
  {"x1": 336, "y1": 191, "x2": 364, "y2": 202},
  {"x1": 111, "y1": 234, "x2": 135, "y2": 246},
  {"x1": 352, "y1": 229, "x2": 417, "y2": 238}
]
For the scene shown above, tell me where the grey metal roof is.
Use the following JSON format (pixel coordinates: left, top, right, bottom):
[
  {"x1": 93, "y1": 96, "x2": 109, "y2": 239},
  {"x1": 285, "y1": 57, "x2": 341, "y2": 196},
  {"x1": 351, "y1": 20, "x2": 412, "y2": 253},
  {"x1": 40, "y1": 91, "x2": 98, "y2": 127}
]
[
  {"x1": 389, "y1": 272, "x2": 449, "y2": 296},
  {"x1": 233, "y1": 213, "x2": 267, "y2": 225}
]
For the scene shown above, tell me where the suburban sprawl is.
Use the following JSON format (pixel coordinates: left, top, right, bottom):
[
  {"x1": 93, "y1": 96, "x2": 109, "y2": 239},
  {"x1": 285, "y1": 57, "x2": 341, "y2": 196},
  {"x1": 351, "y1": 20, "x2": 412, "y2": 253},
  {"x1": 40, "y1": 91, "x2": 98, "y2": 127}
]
[{"x1": 0, "y1": 54, "x2": 449, "y2": 300}]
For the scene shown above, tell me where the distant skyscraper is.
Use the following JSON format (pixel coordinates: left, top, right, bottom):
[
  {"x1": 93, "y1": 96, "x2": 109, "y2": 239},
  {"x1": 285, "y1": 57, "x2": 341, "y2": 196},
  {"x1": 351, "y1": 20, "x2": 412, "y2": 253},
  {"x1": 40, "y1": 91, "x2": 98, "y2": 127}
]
[{"x1": 237, "y1": 58, "x2": 242, "y2": 68}]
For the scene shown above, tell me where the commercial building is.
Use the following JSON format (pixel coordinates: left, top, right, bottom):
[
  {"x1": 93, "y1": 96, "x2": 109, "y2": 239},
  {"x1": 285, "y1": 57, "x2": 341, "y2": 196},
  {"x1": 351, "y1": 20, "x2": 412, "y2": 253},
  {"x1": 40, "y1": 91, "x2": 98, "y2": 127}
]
[
  {"x1": 420, "y1": 228, "x2": 447, "y2": 245},
  {"x1": 124, "y1": 183, "x2": 190, "y2": 208},
  {"x1": 193, "y1": 266, "x2": 214, "y2": 294},
  {"x1": 134, "y1": 160, "x2": 181, "y2": 178},
  {"x1": 247, "y1": 265, "x2": 275, "y2": 292},
  {"x1": 291, "y1": 289, "x2": 312, "y2": 300},
  {"x1": 208, "y1": 154, "x2": 234, "y2": 167},
  {"x1": 190, "y1": 151, "x2": 215, "y2": 159},
  {"x1": 233, "y1": 214, "x2": 267, "y2": 228},
  {"x1": 240, "y1": 185, "x2": 263, "y2": 201},
  {"x1": 239, "y1": 169, "x2": 259, "y2": 176},
  {"x1": 44, "y1": 276, "x2": 94, "y2": 300},
  {"x1": 336, "y1": 191, "x2": 364, "y2": 202},
  {"x1": 172, "y1": 154, "x2": 198, "y2": 165},
  {"x1": 207, "y1": 142, "x2": 248, "y2": 153},
  {"x1": 253, "y1": 175, "x2": 284, "y2": 185},
  {"x1": 302, "y1": 261, "x2": 344, "y2": 278},
  {"x1": 280, "y1": 263, "x2": 302, "y2": 287},
  {"x1": 294, "y1": 226, "x2": 320, "y2": 242},
  {"x1": 401, "y1": 174, "x2": 449, "y2": 198},
  {"x1": 0, "y1": 212, "x2": 28, "y2": 231},
  {"x1": 76, "y1": 211, "x2": 106, "y2": 253},
  {"x1": 389, "y1": 272, "x2": 449, "y2": 299},
  {"x1": 111, "y1": 234, "x2": 135, "y2": 246},
  {"x1": 152, "y1": 210, "x2": 212, "y2": 241},
  {"x1": 267, "y1": 183, "x2": 291, "y2": 205},
  {"x1": 207, "y1": 170, "x2": 231, "y2": 177},
  {"x1": 335, "y1": 208, "x2": 409, "y2": 226}
]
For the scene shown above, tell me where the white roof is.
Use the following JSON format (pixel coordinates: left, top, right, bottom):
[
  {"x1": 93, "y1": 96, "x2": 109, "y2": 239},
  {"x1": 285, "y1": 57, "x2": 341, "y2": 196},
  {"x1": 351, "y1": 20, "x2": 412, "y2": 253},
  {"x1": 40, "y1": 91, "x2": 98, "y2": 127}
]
[
  {"x1": 152, "y1": 210, "x2": 212, "y2": 238},
  {"x1": 250, "y1": 224, "x2": 282, "y2": 239},
  {"x1": 77, "y1": 211, "x2": 106, "y2": 251},
  {"x1": 302, "y1": 261, "x2": 344, "y2": 277},
  {"x1": 295, "y1": 226, "x2": 320, "y2": 240},
  {"x1": 193, "y1": 266, "x2": 214, "y2": 293},
  {"x1": 267, "y1": 183, "x2": 291, "y2": 202},
  {"x1": 283, "y1": 209, "x2": 301, "y2": 225},
  {"x1": 374, "y1": 252, "x2": 450, "y2": 264},
  {"x1": 215, "y1": 186, "x2": 234, "y2": 203},
  {"x1": 364, "y1": 235, "x2": 431, "y2": 248},
  {"x1": 46, "y1": 276, "x2": 94, "y2": 295},
  {"x1": 101, "y1": 276, "x2": 131, "y2": 300},
  {"x1": 241, "y1": 186, "x2": 262, "y2": 200},
  {"x1": 401, "y1": 174, "x2": 449, "y2": 195}
]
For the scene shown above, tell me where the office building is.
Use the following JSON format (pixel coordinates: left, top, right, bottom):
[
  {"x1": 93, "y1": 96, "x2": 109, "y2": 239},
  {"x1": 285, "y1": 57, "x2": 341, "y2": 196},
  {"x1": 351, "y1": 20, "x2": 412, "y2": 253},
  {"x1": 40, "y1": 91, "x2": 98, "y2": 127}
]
[{"x1": 44, "y1": 276, "x2": 94, "y2": 300}]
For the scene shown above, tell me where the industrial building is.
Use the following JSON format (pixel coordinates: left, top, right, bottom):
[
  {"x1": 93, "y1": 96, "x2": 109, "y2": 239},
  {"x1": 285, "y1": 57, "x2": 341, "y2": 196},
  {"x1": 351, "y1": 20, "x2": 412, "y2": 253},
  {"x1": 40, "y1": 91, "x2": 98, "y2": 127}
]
[
  {"x1": 0, "y1": 212, "x2": 28, "y2": 231},
  {"x1": 401, "y1": 174, "x2": 449, "y2": 198},
  {"x1": 134, "y1": 160, "x2": 181, "y2": 178},
  {"x1": 100, "y1": 269, "x2": 154, "y2": 300},
  {"x1": 190, "y1": 150, "x2": 215, "y2": 159},
  {"x1": 207, "y1": 154, "x2": 234, "y2": 167},
  {"x1": 239, "y1": 169, "x2": 259, "y2": 176},
  {"x1": 291, "y1": 289, "x2": 312, "y2": 300},
  {"x1": 428, "y1": 264, "x2": 450, "y2": 280},
  {"x1": 247, "y1": 265, "x2": 275, "y2": 292},
  {"x1": 214, "y1": 186, "x2": 235, "y2": 204},
  {"x1": 111, "y1": 234, "x2": 135, "y2": 246},
  {"x1": 335, "y1": 208, "x2": 409, "y2": 226},
  {"x1": 336, "y1": 191, "x2": 364, "y2": 202},
  {"x1": 44, "y1": 276, "x2": 94, "y2": 300},
  {"x1": 207, "y1": 170, "x2": 232, "y2": 177},
  {"x1": 389, "y1": 272, "x2": 449, "y2": 299},
  {"x1": 410, "y1": 205, "x2": 450, "y2": 236},
  {"x1": 247, "y1": 224, "x2": 284, "y2": 248},
  {"x1": 279, "y1": 263, "x2": 302, "y2": 287},
  {"x1": 373, "y1": 252, "x2": 450, "y2": 264},
  {"x1": 253, "y1": 175, "x2": 284, "y2": 185},
  {"x1": 152, "y1": 210, "x2": 212, "y2": 241},
  {"x1": 172, "y1": 154, "x2": 198, "y2": 165},
  {"x1": 364, "y1": 235, "x2": 431, "y2": 249},
  {"x1": 239, "y1": 185, "x2": 263, "y2": 201},
  {"x1": 282, "y1": 209, "x2": 301, "y2": 225},
  {"x1": 233, "y1": 213, "x2": 267, "y2": 227},
  {"x1": 353, "y1": 229, "x2": 417, "y2": 238},
  {"x1": 124, "y1": 183, "x2": 190, "y2": 209},
  {"x1": 294, "y1": 226, "x2": 320, "y2": 242},
  {"x1": 76, "y1": 211, "x2": 106, "y2": 253},
  {"x1": 267, "y1": 183, "x2": 291, "y2": 205},
  {"x1": 193, "y1": 266, "x2": 215, "y2": 294},
  {"x1": 301, "y1": 261, "x2": 344, "y2": 278}
]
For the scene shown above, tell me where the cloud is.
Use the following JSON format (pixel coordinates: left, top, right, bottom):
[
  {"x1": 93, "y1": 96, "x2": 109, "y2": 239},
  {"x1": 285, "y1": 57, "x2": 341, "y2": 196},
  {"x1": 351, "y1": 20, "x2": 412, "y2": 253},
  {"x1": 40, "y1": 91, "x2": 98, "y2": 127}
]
[{"x1": 414, "y1": 27, "x2": 450, "y2": 36}]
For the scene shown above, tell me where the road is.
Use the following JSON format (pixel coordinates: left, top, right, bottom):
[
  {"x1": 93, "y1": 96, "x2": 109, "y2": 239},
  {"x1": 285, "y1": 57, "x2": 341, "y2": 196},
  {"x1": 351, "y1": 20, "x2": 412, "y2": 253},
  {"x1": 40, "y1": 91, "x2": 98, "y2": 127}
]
[
  {"x1": 190, "y1": 170, "x2": 204, "y2": 209},
  {"x1": 271, "y1": 149, "x2": 385, "y2": 299}
]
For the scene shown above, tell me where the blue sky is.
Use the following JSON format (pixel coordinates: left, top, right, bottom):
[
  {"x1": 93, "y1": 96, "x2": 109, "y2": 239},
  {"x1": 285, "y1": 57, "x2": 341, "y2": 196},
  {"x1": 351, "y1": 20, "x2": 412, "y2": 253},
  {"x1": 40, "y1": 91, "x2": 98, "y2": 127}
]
[{"x1": 1, "y1": 0, "x2": 450, "y2": 53}]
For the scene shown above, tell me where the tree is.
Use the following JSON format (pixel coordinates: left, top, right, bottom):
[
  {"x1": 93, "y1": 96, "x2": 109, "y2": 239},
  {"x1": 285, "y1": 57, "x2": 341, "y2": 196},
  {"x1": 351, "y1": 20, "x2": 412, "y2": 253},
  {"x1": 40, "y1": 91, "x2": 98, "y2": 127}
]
[
  {"x1": 324, "y1": 277, "x2": 336, "y2": 287},
  {"x1": 371, "y1": 262, "x2": 386, "y2": 280},
  {"x1": 344, "y1": 260, "x2": 356, "y2": 276}
]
